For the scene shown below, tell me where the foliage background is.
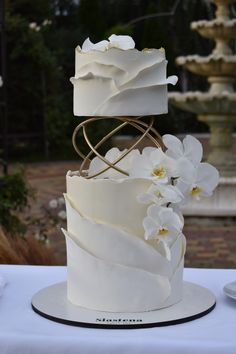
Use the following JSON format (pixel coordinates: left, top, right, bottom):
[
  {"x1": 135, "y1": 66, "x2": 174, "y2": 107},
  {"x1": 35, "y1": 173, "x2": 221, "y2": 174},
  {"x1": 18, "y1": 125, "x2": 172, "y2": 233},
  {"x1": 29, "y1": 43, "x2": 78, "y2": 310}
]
[{"x1": 1, "y1": 0, "x2": 218, "y2": 161}]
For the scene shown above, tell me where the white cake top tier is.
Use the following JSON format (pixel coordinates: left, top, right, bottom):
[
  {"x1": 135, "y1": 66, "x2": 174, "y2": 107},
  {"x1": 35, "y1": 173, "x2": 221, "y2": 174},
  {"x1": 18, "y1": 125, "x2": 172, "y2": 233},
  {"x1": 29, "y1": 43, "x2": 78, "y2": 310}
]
[{"x1": 70, "y1": 35, "x2": 177, "y2": 117}]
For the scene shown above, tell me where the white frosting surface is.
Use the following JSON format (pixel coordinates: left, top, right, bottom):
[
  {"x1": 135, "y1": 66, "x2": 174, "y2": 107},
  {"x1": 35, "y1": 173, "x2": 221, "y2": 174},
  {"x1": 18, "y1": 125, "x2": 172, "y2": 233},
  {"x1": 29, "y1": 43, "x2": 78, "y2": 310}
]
[
  {"x1": 65, "y1": 172, "x2": 185, "y2": 312},
  {"x1": 71, "y1": 47, "x2": 177, "y2": 116},
  {"x1": 66, "y1": 172, "x2": 152, "y2": 238},
  {"x1": 63, "y1": 229, "x2": 172, "y2": 312},
  {"x1": 64, "y1": 194, "x2": 172, "y2": 277}
]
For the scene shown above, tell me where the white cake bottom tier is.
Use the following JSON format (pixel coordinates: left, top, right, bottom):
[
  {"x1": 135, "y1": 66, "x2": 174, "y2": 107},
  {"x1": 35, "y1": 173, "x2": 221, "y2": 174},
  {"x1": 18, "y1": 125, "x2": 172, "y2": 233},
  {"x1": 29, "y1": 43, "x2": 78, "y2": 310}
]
[
  {"x1": 63, "y1": 187, "x2": 185, "y2": 313},
  {"x1": 64, "y1": 228, "x2": 184, "y2": 313}
]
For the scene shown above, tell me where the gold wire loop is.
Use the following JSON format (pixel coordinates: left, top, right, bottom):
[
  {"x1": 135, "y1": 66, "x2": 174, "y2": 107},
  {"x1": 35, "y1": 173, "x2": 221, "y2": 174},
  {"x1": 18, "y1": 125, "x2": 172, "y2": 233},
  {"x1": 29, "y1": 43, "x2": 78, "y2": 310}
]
[{"x1": 72, "y1": 116, "x2": 163, "y2": 178}]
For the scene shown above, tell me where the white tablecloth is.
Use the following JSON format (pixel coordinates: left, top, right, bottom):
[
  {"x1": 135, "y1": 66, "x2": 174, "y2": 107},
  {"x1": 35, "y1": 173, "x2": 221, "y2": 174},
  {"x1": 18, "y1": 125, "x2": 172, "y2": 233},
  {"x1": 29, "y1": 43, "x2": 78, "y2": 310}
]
[{"x1": 0, "y1": 265, "x2": 235, "y2": 354}]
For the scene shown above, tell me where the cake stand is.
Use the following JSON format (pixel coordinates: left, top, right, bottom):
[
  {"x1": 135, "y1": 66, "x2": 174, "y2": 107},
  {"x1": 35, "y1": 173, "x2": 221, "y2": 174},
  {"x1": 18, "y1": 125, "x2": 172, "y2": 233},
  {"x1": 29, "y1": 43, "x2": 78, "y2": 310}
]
[{"x1": 32, "y1": 281, "x2": 215, "y2": 329}]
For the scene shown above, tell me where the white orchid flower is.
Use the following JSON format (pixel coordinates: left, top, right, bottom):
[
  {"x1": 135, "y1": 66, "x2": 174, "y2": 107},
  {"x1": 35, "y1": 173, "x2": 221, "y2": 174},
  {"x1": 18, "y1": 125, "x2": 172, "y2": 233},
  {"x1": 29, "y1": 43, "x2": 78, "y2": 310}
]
[
  {"x1": 137, "y1": 182, "x2": 183, "y2": 206},
  {"x1": 177, "y1": 162, "x2": 219, "y2": 200},
  {"x1": 129, "y1": 147, "x2": 175, "y2": 182},
  {"x1": 163, "y1": 134, "x2": 203, "y2": 167},
  {"x1": 142, "y1": 146, "x2": 160, "y2": 158},
  {"x1": 88, "y1": 147, "x2": 140, "y2": 179},
  {"x1": 143, "y1": 205, "x2": 184, "y2": 244},
  {"x1": 173, "y1": 157, "x2": 197, "y2": 186},
  {"x1": 88, "y1": 147, "x2": 125, "y2": 178},
  {"x1": 81, "y1": 34, "x2": 135, "y2": 52}
]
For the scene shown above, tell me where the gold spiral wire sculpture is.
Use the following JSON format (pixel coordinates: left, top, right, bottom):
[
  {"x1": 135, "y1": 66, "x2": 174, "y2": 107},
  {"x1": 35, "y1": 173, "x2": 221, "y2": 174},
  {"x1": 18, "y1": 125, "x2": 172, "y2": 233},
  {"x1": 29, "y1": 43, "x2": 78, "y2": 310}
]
[{"x1": 72, "y1": 116, "x2": 163, "y2": 179}]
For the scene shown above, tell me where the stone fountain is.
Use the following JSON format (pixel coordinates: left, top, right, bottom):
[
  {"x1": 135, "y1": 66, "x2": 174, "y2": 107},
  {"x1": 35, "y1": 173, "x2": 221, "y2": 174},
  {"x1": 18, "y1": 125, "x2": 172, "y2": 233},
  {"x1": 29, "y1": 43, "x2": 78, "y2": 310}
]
[{"x1": 169, "y1": 0, "x2": 236, "y2": 218}]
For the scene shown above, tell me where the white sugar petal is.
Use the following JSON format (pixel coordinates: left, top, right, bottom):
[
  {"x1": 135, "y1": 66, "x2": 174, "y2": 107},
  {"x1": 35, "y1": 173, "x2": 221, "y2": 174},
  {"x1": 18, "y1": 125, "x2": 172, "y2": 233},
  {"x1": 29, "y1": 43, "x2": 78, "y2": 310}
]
[
  {"x1": 171, "y1": 205, "x2": 184, "y2": 225},
  {"x1": 158, "y1": 184, "x2": 183, "y2": 203},
  {"x1": 88, "y1": 156, "x2": 108, "y2": 178},
  {"x1": 142, "y1": 146, "x2": 160, "y2": 158},
  {"x1": 162, "y1": 134, "x2": 183, "y2": 158},
  {"x1": 147, "y1": 204, "x2": 162, "y2": 221},
  {"x1": 196, "y1": 162, "x2": 219, "y2": 194},
  {"x1": 93, "y1": 40, "x2": 109, "y2": 51},
  {"x1": 149, "y1": 148, "x2": 165, "y2": 165},
  {"x1": 81, "y1": 38, "x2": 93, "y2": 52},
  {"x1": 105, "y1": 147, "x2": 122, "y2": 160},
  {"x1": 159, "y1": 207, "x2": 177, "y2": 225},
  {"x1": 175, "y1": 157, "x2": 196, "y2": 183},
  {"x1": 80, "y1": 38, "x2": 99, "y2": 52},
  {"x1": 143, "y1": 216, "x2": 158, "y2": 240},
  {"x1": 166, "y1": 75, "x2": 178, "y2": 85},
  {"x1": 81, "y1": 38, "x2": 109, "y2": 52},
  {"x1": 183, "y1": 135, "x2": 203, "y2": 165},
  {"x1": 108, "y1": 34, "x2": 135, "y2": 50},
  {"x1": 129, "y1": 154, "x2": 154, "y2": 178}
]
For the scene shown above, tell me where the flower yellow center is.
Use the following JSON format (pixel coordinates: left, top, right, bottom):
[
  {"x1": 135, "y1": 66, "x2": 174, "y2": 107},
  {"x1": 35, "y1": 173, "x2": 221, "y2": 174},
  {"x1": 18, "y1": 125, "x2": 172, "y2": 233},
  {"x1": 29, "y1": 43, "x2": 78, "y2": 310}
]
[
  {"x1": 155, "y1": 190, "x2": 163, "y2": 198},
  {"x1": 158, "y1": 228, "x2": 168, "y2": 236},
  {"x1": 152, "y1": 166, "x2": 166, "y2": 178},
  {"x1": 191, "y1": 186, "x2": 202, "y2": 196}
]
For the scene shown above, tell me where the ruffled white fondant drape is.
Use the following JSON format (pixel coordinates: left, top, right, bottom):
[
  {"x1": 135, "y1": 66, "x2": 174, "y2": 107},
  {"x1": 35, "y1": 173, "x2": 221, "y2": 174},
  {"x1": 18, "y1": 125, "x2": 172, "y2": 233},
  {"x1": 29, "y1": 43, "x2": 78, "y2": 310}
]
[
  {"x1": 64, "y1": 173, "x2": 185, "y2": 312},
  {"x1": 70, "y1": 47, "x2": 177, "y2": 116}
]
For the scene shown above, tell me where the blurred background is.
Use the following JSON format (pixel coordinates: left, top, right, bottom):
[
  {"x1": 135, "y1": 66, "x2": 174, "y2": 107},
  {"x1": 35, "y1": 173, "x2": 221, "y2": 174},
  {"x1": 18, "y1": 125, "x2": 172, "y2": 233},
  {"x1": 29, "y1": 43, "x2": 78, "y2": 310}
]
[{"x1": 0, "y1": 0, "x2": 235, "y2": 267}]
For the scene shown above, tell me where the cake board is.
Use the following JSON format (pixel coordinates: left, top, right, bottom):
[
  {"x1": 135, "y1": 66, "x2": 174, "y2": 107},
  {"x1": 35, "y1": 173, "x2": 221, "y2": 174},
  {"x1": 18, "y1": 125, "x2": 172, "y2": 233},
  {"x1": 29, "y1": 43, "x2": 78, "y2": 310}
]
[{"x1": 31, "y1": 281, "x2": 216, "y2": 329}]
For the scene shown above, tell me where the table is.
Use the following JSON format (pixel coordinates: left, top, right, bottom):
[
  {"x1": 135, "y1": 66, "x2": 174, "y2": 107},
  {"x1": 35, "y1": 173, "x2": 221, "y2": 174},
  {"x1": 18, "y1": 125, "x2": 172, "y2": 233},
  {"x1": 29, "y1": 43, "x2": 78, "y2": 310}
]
[{"x1": 0, "y1": 265, "x2": 235, "y2": 354}]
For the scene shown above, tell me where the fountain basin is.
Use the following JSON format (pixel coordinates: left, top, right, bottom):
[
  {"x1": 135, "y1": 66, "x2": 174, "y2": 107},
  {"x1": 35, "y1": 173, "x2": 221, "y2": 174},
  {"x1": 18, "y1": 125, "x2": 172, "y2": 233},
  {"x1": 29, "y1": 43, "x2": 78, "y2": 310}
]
[
  {"x1": 191, "y1": 19, "x2": 236, "y2": 40},
  {"x1": 169, "y1": 91, "x2": 236, "y2": 114},
  {"x1": 171, "y1": 0, "x2": 236, "y2": 178},
  {"x1": 176, "y1": 54, "x2": 236, "y2": 77}
]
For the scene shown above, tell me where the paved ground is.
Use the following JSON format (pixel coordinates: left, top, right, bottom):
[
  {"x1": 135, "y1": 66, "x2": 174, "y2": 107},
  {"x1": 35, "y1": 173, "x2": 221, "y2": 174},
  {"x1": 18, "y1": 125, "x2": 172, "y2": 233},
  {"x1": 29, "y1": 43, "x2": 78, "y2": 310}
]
[{"x1": 22, "y1": 161, "x2": 236, "y2": 269}]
